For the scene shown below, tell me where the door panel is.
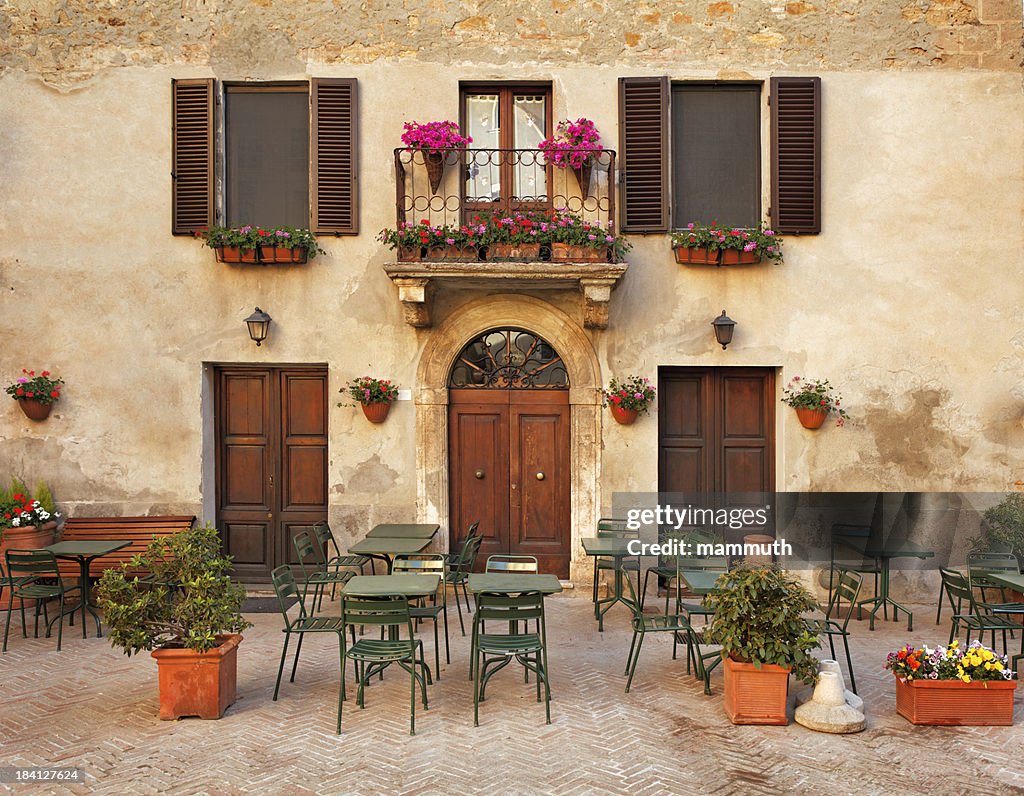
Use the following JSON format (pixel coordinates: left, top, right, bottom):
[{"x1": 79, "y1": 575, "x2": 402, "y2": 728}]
[{"x1": 216, "y1": 367, "x2": 327, "y2": 581}]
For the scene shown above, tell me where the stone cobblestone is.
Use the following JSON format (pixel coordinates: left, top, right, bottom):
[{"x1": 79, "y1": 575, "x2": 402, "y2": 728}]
[{"x1": 1, "y1": 590, "x2": 1021, "y2": 795}]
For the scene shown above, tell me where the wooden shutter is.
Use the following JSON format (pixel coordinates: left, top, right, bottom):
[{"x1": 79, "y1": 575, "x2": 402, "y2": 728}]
[
  {"x1": 171, "y1": 78, "x2": 214, "y2": 235},
  {"x1": 770, "y1": 76, "x2": 821, "y2": 235},
  {"x1": 618, "y1": 77, "x2": 670, "y2": 233},
  {"x1": 311, "y1": 78, "x2": 358, "y2": 235}
]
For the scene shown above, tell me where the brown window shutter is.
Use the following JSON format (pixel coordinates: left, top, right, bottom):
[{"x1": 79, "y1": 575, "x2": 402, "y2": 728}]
[
  {"x1": 618, "y1": 76, "x2": 670, "y2": 234},
  {"x1": 770, "y1": 76, "x2": 821, "y2": 235},
  {"x1": 311, "y1": 78, "x2": 358, "y2": 235},
  {"x1": 171, "y1": 78, "x2": 214, "y2": 235}
]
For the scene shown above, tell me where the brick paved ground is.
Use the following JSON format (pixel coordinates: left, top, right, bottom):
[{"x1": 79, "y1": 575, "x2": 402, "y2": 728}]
[{"x1": 1, "y1": 588, "x2": 1022, "y2": 795}]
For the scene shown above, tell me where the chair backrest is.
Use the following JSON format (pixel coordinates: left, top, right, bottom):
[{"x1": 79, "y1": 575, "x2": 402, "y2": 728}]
[
  {"x1": 271, "y1": 564, "x2": 309, "y2": 621},
  {"x1": 824, "y1": 569, "x2": 863, "y2": 630},
  {"x1": 393, "y1": 554, "x2": 446, "y2": 601},
  {"x1": 466, "y1": 520, "x2": 481, "y2": 540},
  {"x1": 341, "y1": 594, "x2": 414, "y2": 635},
  {"x1": 455, "y1": 534, "x2": 485, "y2": 573},
  {"x1": 312, "y1": 521, "x2": 337, "y2": 555},
  {"x1": 292, "y1": 530, "x2": 321, "y2": 573},
  {"x1": 967, "y1": 552, "x2": 1020, "y2": 587},
  {"x1": 485, "y1": 555, "x2": 538, "y2": 574},
  {"x1": 942, "y1": 568, "x2": 977, "y2": 611},
  {"x1": 5, "y1": 548, "x2": 60, "y2": 579},
  {"x1": 475, "y1": 591, "x2": 545, "y2": 626},
  {"x1": 597, "y1": 518, "x2": 637, "y2": 539}
]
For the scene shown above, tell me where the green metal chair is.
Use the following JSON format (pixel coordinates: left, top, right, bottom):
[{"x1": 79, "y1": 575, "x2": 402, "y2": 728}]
[
  {"x1": 640, "y1": 528, "x2": 719, "y2": 611},
  {"x1": 946, "y1": 569, "x2": 1020, "y2": 654},
  {"x1": 830, "y1": 524, "x2": 883, "y2": 619},
  {"x1": 392, "y1": 553, "x2": 450, "y2": 680},
  {"x1": 340, "y1": 593, "x2": 431, "y2": 736},
  {"x1": 443, "y1": 520, "x2": 481, "y2": 568},
  {"x1": 936, "y1": 566, "x2": 964, "y2": 625},
  {"x1": 446, "y1": 534, "x2": 483, "y2": 636},
  {"x1": 967, "y1": 552, "x2": 1024, "y2": 622},
  {"x1": 472, "y1": 590, "x2": 551, "y2": 726},
  {"x1": 313, "y1": 522, "x2": 372, "y2": 604},
  {"x1": 270, "y1": 565, "x2": 351, "y2": 734},
  {"x1": 292, "y1": 530, "x2": 354, "y2": 613},
  {"x1": 485, "y1": 554, "x2": 538, "y2": 574},
  {"x1": 592, "y1": 518, "x2": 638, "y2": 608},
  {"x1": 3, "y1": 549, "x2": 82, "y2": 653},
  {"x1": 805, "y1": 569, "x2": 862, "y2": 693}
]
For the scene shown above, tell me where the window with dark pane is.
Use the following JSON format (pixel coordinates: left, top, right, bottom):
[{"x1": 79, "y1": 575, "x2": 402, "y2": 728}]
[
  {"x1": 671, "y1": 84, "x2": 760, "y2": 228},
  {"x1": 448, "y1": 329, "x2": 568, "y2": 389},
  {"x1": 226, "y1": 86, "x2": 309, "y2": 228}
]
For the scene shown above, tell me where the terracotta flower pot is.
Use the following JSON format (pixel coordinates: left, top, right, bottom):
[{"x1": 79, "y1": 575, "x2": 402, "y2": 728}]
[
  {"x1": 0, "y1": 520, "x2": 58, "y2": 608},
  {"x1": 397, "y1": 245, "x2": 424, "y2": 262},
  {"x1": 489, "y1": 242, "x2": 541, "y2": 261},
  {"x1": 795, "y1": 407, "x2": 829, "y2": 429},
  {"x1": 17, "y1": 398, "x2": 53, "y2": 421},
  {"x1": 673, "y1": 247, "x2": 720, "y2": 265},
  {"x1": 551, "y1": 243, "x2": 608, "y2": 262},
  {"x1": 361, "y1": 402, "x2": 391, "y2": 423},
  {"x1": 723, "y1": 656, "x2": 791, "y2": 725},
  {"x1": 151, "y1": 634, "x2": 243, "y2": 720},
  {"x1": 720, "y1": 249, "x2": 762, "y2": 265},
  {"x1": 609, "y1": 405, "x2": 638, "y2": 425},
  {"x1": 894, "y1": 676, "x2": 1017, "y2": 726},
  {"x1": 217, "y1": 247, "x2": 257, "y2": 264},
  {"x1": 426, "y1": 244, "x2": 477, "y2": 262}
]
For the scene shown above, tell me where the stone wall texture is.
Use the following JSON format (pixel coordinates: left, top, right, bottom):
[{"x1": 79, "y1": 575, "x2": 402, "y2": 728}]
[{"x1": 1, "y1": 0, "x2": 1022, "y2": 592}]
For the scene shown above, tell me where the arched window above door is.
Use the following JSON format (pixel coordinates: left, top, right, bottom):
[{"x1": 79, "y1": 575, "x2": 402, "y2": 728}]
[{"x1": 448, "y1": 329, "x2": 569, "y2": 389}]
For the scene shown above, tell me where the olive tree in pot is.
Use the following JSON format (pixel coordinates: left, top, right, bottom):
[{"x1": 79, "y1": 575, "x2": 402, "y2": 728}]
[
  {"x1": 706, "y1": 563, "x2": 820, "y2": 725},
  {"x1": 97, "y1": 524, "x2": 252, "y2": 720}
]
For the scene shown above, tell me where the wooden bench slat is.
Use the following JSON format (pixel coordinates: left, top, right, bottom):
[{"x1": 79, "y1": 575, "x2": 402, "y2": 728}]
[{"x1": 56, "y1": 515, "x2": 195, "y2": 579}]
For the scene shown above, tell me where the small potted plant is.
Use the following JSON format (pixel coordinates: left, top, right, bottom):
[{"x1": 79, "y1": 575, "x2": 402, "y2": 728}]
[
  {"x1": 781, "y1": 376, "x2": 848, "y2": 429},
  {"x1": 601, "y1": 375, "x2": 655, "y2": 425},
  {"x1": 885, "y1": 639, "x2": 1017, "y2": 725},
  {"x1": 670, "y1": 222, "x2": 724, "y2": 265},
  {"x1": 717, "y1": 224, "x2": 784, "y2": 265},
  {"x1": 340, "y1": 376, "x2": 400, "y2": 423},
  {"x1": 486, "y1": 211, "x2": 547, "y2": 261},
  {"x1": 6, "y1": 369, "x2": 63, "y2": 421},
  {"x1": 196, "y1": 225, "x2": 324, "y2": 264},
  {"x1": 706, "y1": 564, "x2": 820, "y2": 725},
  {"x1": 401, "y1": 120, "x2": 473, "y2": 196},
  {"x1": 549, "y1": 210, "x2": 630, "y2": 263},
  {"x1": 0, "y1": 479, "x2": 60, "y2": 599},
  {"x1": 539, "y1": 118, "x2": 604, "y2": 198},
  {"x1": 96, "y1": 524, "x2": 251, "y2": 721}
]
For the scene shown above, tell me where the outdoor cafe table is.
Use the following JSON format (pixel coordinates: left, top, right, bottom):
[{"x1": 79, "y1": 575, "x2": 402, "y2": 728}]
[
  {"x1": 859, "y1": 539, "x2": 935, "y2": 632},
  {"x1": 581, "y1": 537, "x2": 636, "y2": 632},
  {"x1": 348, "y1": 536, "x2": 432, "y2": 573},
  {"x1": 365, "y1": 523, "x2": 439, "y2": 540},
  {"x1": 986, "y1": 571, "x2": 1024, "y2": 593},
  {"x1": 676, "y1": 569, "x2": 724, "y2": 597},
  {"x1": 340, "y1": 574, "x2": 441, "y2": 655},
  {"x1": 45, "y1": 539, "x2": 132, "y2": 638},
  {"x1": 467, "y1": 573, "x2": 563, "y2": 595}
]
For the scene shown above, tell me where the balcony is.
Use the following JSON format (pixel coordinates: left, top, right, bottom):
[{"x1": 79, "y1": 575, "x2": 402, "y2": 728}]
[{"x1": 383, "y1": 148, "x2": 628, "y2": 329}]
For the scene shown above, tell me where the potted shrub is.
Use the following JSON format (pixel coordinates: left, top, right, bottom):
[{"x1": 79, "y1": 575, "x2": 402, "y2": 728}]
[
  {"x1": 339, "y1": 376, "x2": 400, "y2": 423},
  {"x1": 706, "y1": 564, "x2": 820, "y2": 725},
  {"x1": 0, "y1": 478, "x2": 60, "y2": 607},
  {"x1": 401, "y1": 120, "x2": 473, "y2": 196},
  {"x1": 96, "y1": 524, "x2": 251, "y2": 721},
  {"x1": 601, "y1": 375, "x2": 655, "y2": 425},
  {"x1": 538, "y1": 118, "x2": 604, "y2": 199},
  {"x1": 885, "y1": 639, "x2": 1017, "y2": 725},
  {"x1": 781, "y1": 376, "x2": 848, "y2": 429},
  {"x1": 6, "y1": 369, "x2": 63, "y2": 421}
]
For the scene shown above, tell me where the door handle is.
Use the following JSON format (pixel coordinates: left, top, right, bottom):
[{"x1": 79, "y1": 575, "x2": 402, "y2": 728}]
[
  {"x1": 536, "y1": 472, "x2": 546, "y2": 481},
  {"x1": 267, "y1": 513, "x2": 273, "y2": 519},
  {"x1": 475, "y1": 470, "x2": 485, "y2": 479}
]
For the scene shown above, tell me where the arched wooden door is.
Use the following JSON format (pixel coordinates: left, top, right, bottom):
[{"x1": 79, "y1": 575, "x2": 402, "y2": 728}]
[{"x1": 448, "y1": 329, "x2": 571, "y2": 577}]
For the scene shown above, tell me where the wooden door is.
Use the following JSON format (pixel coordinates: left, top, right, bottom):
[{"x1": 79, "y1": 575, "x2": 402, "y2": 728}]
[
  {"x1": 449, "y1": 389, "x2": 571, "y2": 577},
  {"x1": 216, "y1": 367, "x2": 328, "y2": 581},
  {"x1": 659, "y1": 367, "x2": 775, "y2": 539}
]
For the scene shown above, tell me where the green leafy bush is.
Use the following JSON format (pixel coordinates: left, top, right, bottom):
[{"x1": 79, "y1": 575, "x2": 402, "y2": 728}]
[
  {"x1": 97, "y1": 524, "x2": 251, "y2": 655},
  {"x1": 707, "y1": 563, "x2": 820, "y2": 685},
  {"x1": 971, "y1": 492, "x2": 1024, "y2": 559}
]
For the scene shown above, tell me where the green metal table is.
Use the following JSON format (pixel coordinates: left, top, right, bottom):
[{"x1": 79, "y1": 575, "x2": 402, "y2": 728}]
[
  {"x1": 676, "y1": 569, "x2": 724, "y2": 597},
  {"x1": 45, "y1": 539, "x2": 132, "y2": 638},
  {"x1": 582, "y1": 537, "x2": 637, "y2": 632},
  {"x1": 365, "y1": 523, "x2": 439, "y2": 539},
  {"x1": 348, "y1": 537, "x2": 432, "y2": 573},
  {"x1": 340, "y1": 574, "x2": 441, "y2": 598},
  {"x1": 987, "y1": 572, "x2": 1024, "y2": 592},
  {"x1": 859, "y1": 539, "x2": 934, "y2": 631},
  {"x1": 468, "y1": 573, "x2": 563, "y2": 595}
]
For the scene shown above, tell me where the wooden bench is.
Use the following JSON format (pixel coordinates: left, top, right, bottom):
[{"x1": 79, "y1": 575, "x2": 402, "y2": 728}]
[{"x1": 55, "y1": 515, "x2": 196, "y2": 580}]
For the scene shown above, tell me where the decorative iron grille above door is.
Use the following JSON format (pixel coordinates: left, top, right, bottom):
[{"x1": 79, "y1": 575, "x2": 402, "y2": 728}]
[{"x1": 448, "y1": 329, "x2": 569, "y2": 389}]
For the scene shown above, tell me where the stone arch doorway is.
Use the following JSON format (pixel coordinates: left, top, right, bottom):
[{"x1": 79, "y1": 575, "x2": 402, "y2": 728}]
[
  {"x1": 448, "y1": 328, "x2": 570, "y2": 575},
  {"x1": 415, "y1": 295, "x2": 602, "y2": 581}
]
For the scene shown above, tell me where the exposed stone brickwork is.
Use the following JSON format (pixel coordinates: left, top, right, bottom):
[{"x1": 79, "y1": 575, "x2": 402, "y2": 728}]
[{"x1": 1, "y1": 0, "x2": 1020, "y2": 88}]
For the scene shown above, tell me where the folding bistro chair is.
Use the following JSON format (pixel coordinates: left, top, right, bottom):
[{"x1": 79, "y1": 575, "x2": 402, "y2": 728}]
[
  {"x1": 3, "y1": 549, "x2": 81, "y2": 653},
  {"x1": 592, "y1": 518, "x2": 638, "y2": 608},
  {"x1": 392, "y1": 553, "x2": 450, "y2": 680},
  {"x1": 292, "y1": 530, "x2": 354, "y2": 613},
  {"x1": 445, "y1": 530, "x2": 483, "y2": 635},
  {"x1": 805, "y1": 569, "x2": 863, "y2": 693}
]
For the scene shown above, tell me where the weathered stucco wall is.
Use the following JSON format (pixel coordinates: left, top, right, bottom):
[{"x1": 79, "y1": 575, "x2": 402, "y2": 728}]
[{"x1": 1, "y1": 1, "x2": 1022, "y2": 572}]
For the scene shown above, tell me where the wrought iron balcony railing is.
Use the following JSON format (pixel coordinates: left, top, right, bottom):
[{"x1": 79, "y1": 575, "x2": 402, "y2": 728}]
[{"x1": 394, "y1": 147, "x2": 616, "y2": 232}]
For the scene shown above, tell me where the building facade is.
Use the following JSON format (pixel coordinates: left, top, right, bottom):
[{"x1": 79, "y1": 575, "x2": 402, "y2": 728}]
[{"x1": 2, "y1": 1, "x2": 1022, "y2": 586}]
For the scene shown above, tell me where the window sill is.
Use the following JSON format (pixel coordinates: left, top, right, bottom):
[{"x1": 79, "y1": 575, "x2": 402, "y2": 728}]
[{"x1": 383, "y1": 259, "x2": 628, "y2": 329}]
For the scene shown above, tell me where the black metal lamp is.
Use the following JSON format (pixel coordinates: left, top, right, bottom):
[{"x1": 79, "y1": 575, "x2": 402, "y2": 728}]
[
  {"x1": 245, "y1": 307, "x2": 272, "y2": 347},
  {"x1": 712, "y1": 310, "x2": 736, "y2": 349}
]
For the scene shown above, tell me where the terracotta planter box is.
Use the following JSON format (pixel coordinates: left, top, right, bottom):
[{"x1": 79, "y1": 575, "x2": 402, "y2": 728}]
[
  {"x1": 0, "y1": 520, "x2": 58, "y2": 609},
  {"x1": 397, "y1": 245, "x2": 424, "y2": 262},
  {"x1": 216, "y1": 247, "x2": 258, "y2": 264},
  {"x1": 795, "y1": 407, "x2": 829, "y2": 429},
  {"x1": 723, "y1": 656, "x2": 791, "y2": 725},
  {"x1": 259, "y1": 246, "x2": 308, "y2": 264},
  {"x1": 720, "y1": 249, "x2": 762, "y2": 265},
  {"x1": 673, "y1": 246, "x2": 720, "y2": 265},
  {"x1": 151, "y1": 633, "x2": 242, "y2": 720},
  {"x1": 425, "y1": 244, "x2": 478, "y2": 262},
  {"x1": 489, "y1": 242, "x2": 542, "y2": 261},
  {"x1": 551, "y1": 243, "x2": 608, "y2": 262},
  {"x1": 895, "y1": 676, "x2": 1017, "y2": 725},
  {"x1": 16, "y1": 398, "x2": 53, "y2": 421}
]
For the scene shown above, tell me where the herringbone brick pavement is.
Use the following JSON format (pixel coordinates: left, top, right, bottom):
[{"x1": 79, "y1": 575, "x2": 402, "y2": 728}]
[{"x1": 1, "y1": 590, "x2": 1022, "y2": 795}]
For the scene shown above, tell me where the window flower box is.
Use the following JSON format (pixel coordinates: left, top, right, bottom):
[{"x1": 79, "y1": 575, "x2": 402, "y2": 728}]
[
  {"x1": 551, "y1": 243, "x2": 608, "y2": 262},
  {"x1": 673, "y1": 246, "x2": 720, "y2": 265},
  {"x1": 489, "y1": 243, "x2": 542, "y2": 261},
  {"x1": 895, "y1": 677, "x2": 1017, "y2": 726},
  {"x1": 720, "y1": 249, "x2": 762, "y2": 266},
  {"x1": 258, "y1": 245, "x2": 308, "y2": 264}
]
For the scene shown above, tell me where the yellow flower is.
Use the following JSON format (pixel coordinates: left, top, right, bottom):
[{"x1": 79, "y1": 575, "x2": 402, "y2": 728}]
[
  {"x1": 961, "y1": 674, "x2": 972, "y2": 682},
  {"x1": 983, "y1": 649, "x2": 994, "y2": 661}
]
